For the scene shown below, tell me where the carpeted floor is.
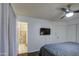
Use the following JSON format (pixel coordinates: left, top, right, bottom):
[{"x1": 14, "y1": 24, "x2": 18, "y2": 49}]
[{"x1": 18, "y1": 51, "x2": 39, "y2": 56}]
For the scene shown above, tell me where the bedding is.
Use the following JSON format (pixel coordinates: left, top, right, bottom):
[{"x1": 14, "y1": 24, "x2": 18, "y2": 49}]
[{"x1": 39, "y1": 42, "x2": 79, "y2": 56}]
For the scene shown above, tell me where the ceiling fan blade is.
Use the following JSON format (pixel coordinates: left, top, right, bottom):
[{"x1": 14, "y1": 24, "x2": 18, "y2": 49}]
[
  {"x1": 60, "y1": 15, "x2": 65, "y2": 19},
  {"x1": 60, "y1": 8, "x2": 66, "y2": 12},
  {"x1": 67, "y1": 4, "x2": 72, "y2": 9},
  {"x1": 74, "y1": 10, "x2": 79, "y2": 13}
]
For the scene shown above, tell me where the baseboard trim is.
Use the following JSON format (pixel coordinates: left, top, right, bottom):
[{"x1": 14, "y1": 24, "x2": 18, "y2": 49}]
[
  {"x1": 17, "y1": 51, "x2": 39, "y2": 56},
  {"x1": 28, "y1": 51, "x2": 39, "y2": 56}
]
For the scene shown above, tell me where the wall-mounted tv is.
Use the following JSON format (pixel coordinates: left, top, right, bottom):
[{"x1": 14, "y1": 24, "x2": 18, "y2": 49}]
[{"x1": 40, "y1": 28, "x2": 50, "y2": 35}]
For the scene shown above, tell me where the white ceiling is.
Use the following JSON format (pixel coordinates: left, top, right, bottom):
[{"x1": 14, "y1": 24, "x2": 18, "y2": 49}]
[{"x1": 11, "y1": 3, "x2": 79, "y2": 21}]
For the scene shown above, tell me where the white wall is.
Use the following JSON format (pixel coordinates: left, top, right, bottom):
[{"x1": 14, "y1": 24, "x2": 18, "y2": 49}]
[
  {"x1": 66, "y1": 18, "x2": 79, "y2": 25},
  {"x1": 9, "y1": 5, "x2": 17, "y2": 56},
  {"x1": 66, "y1": 24, "x2": 76, "y2": 42},
  {"x1": 17, "y1": 16, "x2": 67, "y2": 52},
  {"x1": 77, "y1": 24, "x2": 79, "y2": 43}
]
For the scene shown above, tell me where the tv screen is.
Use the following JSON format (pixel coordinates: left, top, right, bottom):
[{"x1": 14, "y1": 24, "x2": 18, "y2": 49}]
[{"x1": 40, "y1": 28, "x2": 50, "y2": 35}]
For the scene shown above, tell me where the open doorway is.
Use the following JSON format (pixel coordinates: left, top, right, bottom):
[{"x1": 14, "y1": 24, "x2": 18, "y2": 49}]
[{"x1": 16, "y1": 21, "x2": 28, "y2": 55}]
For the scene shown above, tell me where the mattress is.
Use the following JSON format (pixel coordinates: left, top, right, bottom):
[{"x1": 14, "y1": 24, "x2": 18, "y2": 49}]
[{"x1": 39, "y1": 42, "x2": 79, "y2": 56}]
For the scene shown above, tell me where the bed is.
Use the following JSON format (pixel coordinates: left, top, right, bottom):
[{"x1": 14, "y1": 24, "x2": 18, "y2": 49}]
[{"x1": 39, "y1": 42, "x2": 79, "y2": 56}]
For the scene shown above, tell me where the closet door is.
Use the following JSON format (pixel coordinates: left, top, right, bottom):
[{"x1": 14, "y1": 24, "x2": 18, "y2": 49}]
[
  {"x1": 0, "y1": 3, "x2": 2, "y2": 55},
  {"x1": 0, "y1": 3, "x2": 9, "y2": 56},
  {"x1": 67, "y1": 24, "x2": 76, "y2": 42},
  {"x1": 77, "y1": 24, "x2": 79, "y2": 43}
]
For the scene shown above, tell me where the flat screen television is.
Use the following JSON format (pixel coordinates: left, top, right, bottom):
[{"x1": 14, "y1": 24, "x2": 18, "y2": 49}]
[{"x1": 40, "y1": 28, "x2": 50, "y2": 35}]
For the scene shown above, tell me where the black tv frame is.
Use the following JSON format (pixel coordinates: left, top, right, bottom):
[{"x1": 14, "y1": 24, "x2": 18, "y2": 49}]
[{"x1": 40, "y1": 28, "x2": 50, "y2": 35}]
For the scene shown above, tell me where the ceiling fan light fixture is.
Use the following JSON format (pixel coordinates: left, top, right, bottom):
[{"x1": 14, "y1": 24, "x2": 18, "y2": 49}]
[
  {"x1": 66, "y1": 12, "x2": 74, "y2": 17},
  {"x1": 66, "y1": 9, "x2": 69, "y2": 12}
]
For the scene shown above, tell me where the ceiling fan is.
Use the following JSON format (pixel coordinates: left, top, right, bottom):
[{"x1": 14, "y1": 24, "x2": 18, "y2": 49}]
[{"x1": 59, "y1": 4, "x2": 79, "y2": 19}]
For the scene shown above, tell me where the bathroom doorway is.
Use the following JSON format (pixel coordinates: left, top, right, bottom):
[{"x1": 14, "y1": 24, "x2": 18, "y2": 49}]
[{"x1": 16, "y1": 21, "x2": 28, "y2": 55}]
